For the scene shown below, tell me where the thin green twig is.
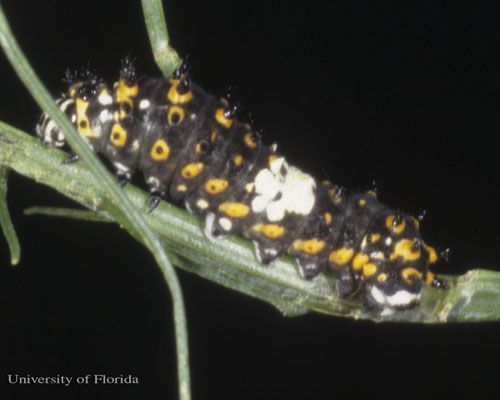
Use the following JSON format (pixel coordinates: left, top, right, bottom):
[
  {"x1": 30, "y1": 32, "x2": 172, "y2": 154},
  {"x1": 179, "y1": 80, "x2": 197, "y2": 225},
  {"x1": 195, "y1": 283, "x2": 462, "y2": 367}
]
[
  {"x1": 24, "y1": 206, "x2": 111, "y2": 222},
  {"x1": 141, "y1": 0, "x2": 182, "y2": 76},
  {"x1": 0, "y1": 6, "x2": 190, "y2": 399},
  {"x1": 0, "y1": 166, "x2": 20, "y2": 265}
]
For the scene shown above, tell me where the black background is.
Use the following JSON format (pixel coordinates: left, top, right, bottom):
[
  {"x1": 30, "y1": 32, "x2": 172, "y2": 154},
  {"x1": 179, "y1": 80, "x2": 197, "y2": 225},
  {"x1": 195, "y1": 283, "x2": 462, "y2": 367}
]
[{"x1": 1, "y1": 0, "x2": 499, "y2": 399}]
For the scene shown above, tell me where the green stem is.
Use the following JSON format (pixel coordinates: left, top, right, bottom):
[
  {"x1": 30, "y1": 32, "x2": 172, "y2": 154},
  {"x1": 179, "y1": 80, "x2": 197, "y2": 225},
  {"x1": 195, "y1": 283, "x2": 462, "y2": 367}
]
[
  {"x1": 0, "y1": 7, "x2": 190, "y2": 399},
  {"x1": 24, "y1": 206, "x2": 112, "y2": 222},
  {"x1": 0, "y1": 166, "x2": 20, "y2": 265},
  {"x1": 1, "y1": 122, "x2": 499, "y2": 323},
  {"x1": 141, "y1": 0, "x2": 182, "y2": 76}
]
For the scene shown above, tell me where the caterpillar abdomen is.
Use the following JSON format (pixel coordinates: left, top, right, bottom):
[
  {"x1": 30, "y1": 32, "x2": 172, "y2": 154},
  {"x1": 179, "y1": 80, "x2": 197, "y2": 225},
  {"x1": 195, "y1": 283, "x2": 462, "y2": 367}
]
[{"x1": 36, "y1": 60, "x2": 447, "y2": 315}]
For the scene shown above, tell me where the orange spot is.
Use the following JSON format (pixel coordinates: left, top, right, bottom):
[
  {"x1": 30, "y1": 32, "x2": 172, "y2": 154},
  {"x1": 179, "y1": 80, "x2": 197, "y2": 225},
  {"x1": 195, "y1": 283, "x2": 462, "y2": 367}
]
[
  {"x1": 244, "y1": 132, "x2": 257, "y2": 149},
  {"x1": 151, "y1": 139, "x2": 170, "y2": 161},
  {"x1": 204, "y1": 178, "x2": 229, "y2": 195},
  {"x1": 218, "y1": 202, "x2": 250, "y2": 218},
  {"x1": 292, "y1": 239, "x2": 326, "y2": 255},
  {"x1": 391, "y1": 239, "x2": 421, "y2": 261},
  {"x1": 167, "y1": 79, "x2": 193, "y2": 104},
  {"x1": 401, "y1": 267, "x2": 423, "y2": 284},
  {"x1": 215, "y1": 108, "x2": 233, "y2": 128},
  {"x1": 352, "y1": 253, "x2": 369, "y2": 270},
  {"x1": 362, "y1": 263, "x2": 377, "y2": 277},
  {"x1": 233, "y1": 154, "x2": 243, "y2": 167},
  {"x1": 425, "y1": 271, "x2": 435, "y2": 286},
  {"x1": 386, "y1": 215, "x2": 406, "y2": 234},
  {"x1": 329, "y1": 247, "x2": 354, "y2": 265},
  {"x1": 324, "y1": 212, "x2": 333, "y2": 225},
  {"x1": 252, "y1": 223, "x2": 285, "y2": 239},
  {"x1": 423, "y1": 243, "x2": 438, "y2": 264},
  {"x1": 181, "y1": 163, "x2": 204, "y2": 179},
  {"x1": 110, "y1": 123, "x2": 127, "y2": 147}
]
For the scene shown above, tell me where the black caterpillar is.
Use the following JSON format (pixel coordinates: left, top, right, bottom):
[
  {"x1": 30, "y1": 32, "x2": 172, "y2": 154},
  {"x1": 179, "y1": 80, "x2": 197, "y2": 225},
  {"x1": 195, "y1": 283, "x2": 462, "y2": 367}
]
[{"x1": 36, "y1": 59, "x2": 447, "y2": 315}]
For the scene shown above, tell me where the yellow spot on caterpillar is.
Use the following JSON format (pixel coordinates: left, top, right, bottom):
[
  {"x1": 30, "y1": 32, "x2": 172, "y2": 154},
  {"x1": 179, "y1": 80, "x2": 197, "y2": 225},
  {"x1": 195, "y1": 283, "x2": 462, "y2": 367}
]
[
  {"x1": 329, "y1": 247, "x2": 354, "y2": 265},
  {"x1": 401, "y1": 267, "x2": 423, "y2": 284},
  {"x1": 423, "y1": 243, "x2": 438, "y2": 264},
  {"x1": 167, "y1": 106, "x2": 185, "y2": 125},
  {"x1": 377, "y1": 273, "x2": 388, "y2": 283},
  {"x1": 362, "y1": 263, "x2": 377, "y2": 277},
  {"x1": 119, "y1": 102, "x2": 132, "y2": 119},
  {"x1": 244, "y1": 132, "x2": 257, "y2": 149},
  {"x1": 115, "y1": 79, "x2": 139, "y2": 103},
  {"x1": 77, "y1": 116, "x2": 91, "y2": 136},
  {"x1": 75, "y1": 99, "x2": 98, "y2": 138},
  {"x1": 391, "y1": 239, "x2": 421, "y2": 261},
  {"x1": 151, "y1": 139, "x2": 170, "y2": 161},
  {"x1": 215, "y1": 108, "x2": 233, "y2": 128},
  {"x1": 252, "y1": 223, "x2": 285, "y2": 239},
  {"x1": 177, "y1": 184, "x2": 187, "y2": 192},
  {"x1": 181, "y1": 163, "x2": 204, "y2": 179},
  {"x1": 195, "y1": 140, "x2": 209, "y2": 154},
  {"x1": 352, "y1": 253, "x2": 369, "y2": 270},
  {"x1": 218, "y1": 202, "x2": 250, "y2": 218},
  {"x1": 324, "y1": 212, "x2": 332, "y2": 225},
  {"x1": 386, "y1": 215, "x2": 406, "y2": 234},
  {"x1": 68, "y1": 82, "x2": 83, "y2": 98},
  {"x1": 366, "y1": 190, "x2": 377, "y2": 198},
  {"x1": 292, "y1": 239, "x2": 326, "y2": 255},
  {"x1": 358, "y1": 198, "x2": 367, "y2": 207},
  {"x1": 370, "y1": 233, "x2": 381, "y2": 243},
  {"x1": 167, "y1": 79, "x2": 193, "y2": 104},
  {"x1": 204, "y1": 178, "x2": 229, "y2": 195},
  {"x1": 76, "y1": 97, "x2": 89, "y2": 114},
  {"x1": 411, "y1": 216, "x2": 420, "y2": 229},
  {"x1": 425, "y1": 271, "x2": 435, "y2": 286},
  {"x1": 210, "y1": 131, "x2": 218, "y2": 142},
  {"x1": 233, "y1": 154, "x2": 243, "y2": 167},
  {"x1": 110, "y1": 123, "x2": 127, "y2": 147}
]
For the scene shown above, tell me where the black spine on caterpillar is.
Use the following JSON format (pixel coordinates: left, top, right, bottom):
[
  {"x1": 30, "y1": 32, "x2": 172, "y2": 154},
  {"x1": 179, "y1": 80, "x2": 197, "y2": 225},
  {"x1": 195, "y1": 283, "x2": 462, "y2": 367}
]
[{"x1": 36, "y1": 61, "x2": 447, "y2": 315}]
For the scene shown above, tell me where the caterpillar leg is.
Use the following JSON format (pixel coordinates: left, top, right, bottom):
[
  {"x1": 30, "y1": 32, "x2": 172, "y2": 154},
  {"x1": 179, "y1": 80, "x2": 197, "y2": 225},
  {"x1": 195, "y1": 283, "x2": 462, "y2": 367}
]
[
  {"x1": 204, "y1": 213, "x2": 226, "y2": 241},
  {"x1": 252, "y1": 240, "x2": 284, "y2": 265},
  {"x1": 337, "y1": 267, "x2": 357, "y2": 296},
  {"x1": 147, "y1": 185, "x2": 166, "y2": 213},
  {"x1": 148, "y1": 194, "x2": 163, "y2": 213},
  {"x1": 296, "y1": 260, "x2": 326, "y2": 280},
  {"x1": 145, "y1": 175, "x2": 167, "y2": 213},
  {"x1": 426, "y1": 272, "x2": 448, "y2": 290},
  {"x1": 116, "y1": 170, "x2": 131, "y2": 188}
]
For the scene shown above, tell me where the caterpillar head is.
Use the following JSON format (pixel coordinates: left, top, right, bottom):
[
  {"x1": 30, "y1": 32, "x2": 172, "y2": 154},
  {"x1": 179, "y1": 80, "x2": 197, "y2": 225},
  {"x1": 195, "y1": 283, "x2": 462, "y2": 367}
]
[
  {"x1": 359, "y1": 211, "x2": 445, "y2": 315},
  {"x1": 36, "y1": 95, "x2": 71, "y2": 148},
  {"x1": 36, "y1": 75, "x2": 111, "y2": 148}
]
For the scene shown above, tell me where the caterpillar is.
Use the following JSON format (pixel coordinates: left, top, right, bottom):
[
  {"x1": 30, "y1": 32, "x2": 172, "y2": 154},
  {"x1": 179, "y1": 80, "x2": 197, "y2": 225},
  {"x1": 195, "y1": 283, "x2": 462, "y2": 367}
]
[{"x1": 36, "y1": 59, "x2": 447, "y2": 316}]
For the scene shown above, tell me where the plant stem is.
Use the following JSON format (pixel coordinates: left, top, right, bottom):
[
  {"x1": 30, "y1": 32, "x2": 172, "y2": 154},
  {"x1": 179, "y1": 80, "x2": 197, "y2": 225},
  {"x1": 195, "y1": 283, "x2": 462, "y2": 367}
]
[
  {"x1": 0, "y1": 166, "x2": 20, "y2": 265},
  {"x1": 141, "y1": 0, "x2": 182, "y2": 76},
  {"x1": 2, "y1": 122, "x2": 499, "y2": 323}
]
